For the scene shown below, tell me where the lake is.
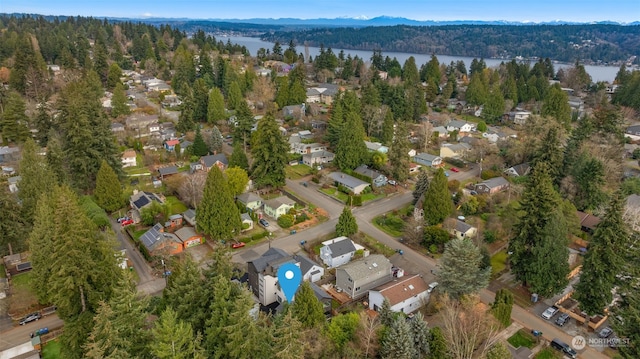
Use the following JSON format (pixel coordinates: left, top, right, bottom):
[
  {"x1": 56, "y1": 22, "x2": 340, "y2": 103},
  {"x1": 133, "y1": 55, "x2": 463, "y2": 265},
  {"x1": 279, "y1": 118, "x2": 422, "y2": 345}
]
[{"x1": 223, "y1": 35, "x2": 620, "y2": 83}]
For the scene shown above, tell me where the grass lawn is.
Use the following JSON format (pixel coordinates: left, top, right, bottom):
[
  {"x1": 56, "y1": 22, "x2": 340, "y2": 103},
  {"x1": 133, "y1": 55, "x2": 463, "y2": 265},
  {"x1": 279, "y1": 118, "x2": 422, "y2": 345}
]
[
  {"x1": 355, "y1": 232, "x2": 397, "y2": 257},
  {"x1": 490, "y1": 250, "x2": 508, "y2": 278},
  {"x1": 373, "y1": 214, "x2": 405, "y2": 237},
  {"x1": 285, "y1": 164, "x2": 313, "y2": 180},
  {"x1": 507, "y1": 329, "x2": 536, "y2": 349},
  {"x1": 165, "y1": 196, "x2": 188, "y2": 215},
  {"x1": 320, "y1": 188, "x2": 349, "y2": 202},
  {"x1": 11, "y1": 272, "x2": 34, "y2": 289},
  {"x1": 534, "y1": 347, "x2": 562, "y2": 359},
  {"x1": 42, "y1": 339, "x2": 61, "y2": 359},
  {"x1": 361, "y1": 192, "x2": 385, "y2": 202},
  {"x1": 132, "y1": 228, "x2": 148, "y2": 241},
  {"x1": 124, "y1": 166, "x2": 152, "y2": 175}
]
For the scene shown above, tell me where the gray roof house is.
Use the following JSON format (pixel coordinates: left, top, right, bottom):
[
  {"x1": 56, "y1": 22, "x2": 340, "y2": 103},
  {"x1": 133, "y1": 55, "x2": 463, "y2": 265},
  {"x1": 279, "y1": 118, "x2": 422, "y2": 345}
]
[
  {"x1": 320, "y1": 236, "x2": 358, "y2": 268},
  {"x1": 237, "y1": 192, "x2": 263, "y2": 211},
  {"x1": 413, "y1": 153, "x2": 443, "y2": 168},
  {"x1": 335, "y1": 254, "x2": 393, "y2": 299},
  {"x1": 0, "y1": 146, "x2": 19, "y2": 164},
  {"x1": 182, "y1": 209, "x2": 196, "y2": 226},
  {"x1": 200, "y1": 154, "x2": 228, "y2": 171},
  {"x1": 444, "y1": 218, "x2": 478, "y2": 240},
  {"x1": 625, "y1": 125, "x2": 640, "y2": 141},
  {"x1": 504, "y1": 163, "x2": 531, "y2": 177},
  {"x1": 263, "y1": 196, "x2": 296, "y2": 220},
  {"x1": 354, "y1": 165, "x2": 388, "y2": 187},
  {"x1": 475, "y1": 177, "x2": 510, "y2": 195},
  {"x1": 302, "y1": 150, "x2": 335, "y2": 166},
  {"x1": 158, "y1": 165, "x2": 179, "y2": 179},
  {"x1": 329, "y1": 172, "x2": 370, "y2": 195}
]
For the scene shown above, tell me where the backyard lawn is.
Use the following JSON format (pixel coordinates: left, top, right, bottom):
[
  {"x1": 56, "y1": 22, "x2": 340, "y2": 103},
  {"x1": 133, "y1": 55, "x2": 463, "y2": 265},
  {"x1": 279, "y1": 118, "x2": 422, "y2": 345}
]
[
  {"x1": 285, "y1": 164, "x2": 313, "y2": 180},
  {"x1": 165, "y1": 196, "x2": 188, "y2": 215},
  {"x1": 507, "y1": 329, "x2": 536, "y2": 349},
  {"x1": 490, "y1": 250, "x2": 508, "y2": 278},
  {"x1": 42, "y1": 340, "x2": 61, "y2": 359},
  {"x1": 373, "y1": 214, "x2": 405, "y2": 237}
]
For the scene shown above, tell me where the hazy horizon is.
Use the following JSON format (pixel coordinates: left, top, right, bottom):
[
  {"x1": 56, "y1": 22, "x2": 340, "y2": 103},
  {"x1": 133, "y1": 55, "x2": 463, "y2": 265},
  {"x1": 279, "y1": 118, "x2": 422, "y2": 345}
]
[{"x1": 2, "y1": 0, "x2": 639, "y2": 23}]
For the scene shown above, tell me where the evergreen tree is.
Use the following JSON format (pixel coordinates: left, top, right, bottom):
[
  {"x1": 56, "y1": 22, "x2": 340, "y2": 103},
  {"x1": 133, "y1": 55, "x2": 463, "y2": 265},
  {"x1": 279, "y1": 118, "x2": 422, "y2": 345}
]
[
  {"x1": 227, "y1": 81, "x2": 244, "y2": 111},
  {"x1": 192, "y1": 78, "x2": 209, "y2": 122},
  {"x1": 379, "y1": 316, "x2": 417, "y2": 359},
  {"x1": 229, "y1": 142, "x2": 249, "y2": 171},
  {"x1": 1, "y1": 91, "x2": 30, "y2": 143},
  {"x1": 207, "y1": 126, "x2": 224, "y2": 154},
  {"x1": 571, "y1": 154, "x2": 606, "y2": 211},
  {"x1": 378, "y1": 298, "x2": 395, "y2": 328},
  {"x1": 611, "y1": 232, "x2": 640, "y2": 358},
  {"x1": 207, "y1": 88, "x2": 226, "y2": 124},
  {"x1": 531, "y1": 126, "x2": 564, "y2": 183},
  {"x1": 401, "y1": 56, "x2": 420, "y2": 86},
  {"x1": 326, "y1": 101, "x2": 344, "y2": 149},
  {"x1": 437, "y1": 238, "x2": 491, "y2": 298},
  {"x1": 93, "y1": 38, "x2": 109, "y2": 85},
  {"x1": 482, "y1": 89, "x2": 505, "y2": 123},
  {"x1": 413, "y1": 169, "x2": 430, "y2": 205},
  {"x1": 574, "y1": 194, "x2": 629, "y2": 315},
  {"x1": 18, "y1": 139, "x2": 57, "y2": 222},
  {"x1": 491, "y1": 289, "x2": 514, "y2": 328},
  {"x1": 197, "y1": 166, "x2": 241, "y2": 240},
  {"x1": 233, "y1": 99, "x2": 255, "y2": 152},
  {"x1": 106, "y1": 63, "x2": 122, "y2": 90},
  {"x1": 509, "y1": 162, "x2": 570, "y2": 297},
  {"x1": 84, "y1": 272, "x2": 151, "y2": 359},
  {"x1": 163, "y1": 257, "x2": 210, "y2": 335},
  {"x1": 177, "y1": 86, "x2": 196, "y2": 133},
  {"x1": 465, "y1": 74, "x2": 488, "y2": 106},
  {"x1": 224, "y1": 289, "x2": 270, "y2": 359},
  {"x1": 172, "y1": 46, "x2": 196, "y2": 95},
  {"x1": 32, "y1": 101, "x2": 53, "y2": 146},
  {"x1": 422, "y1": 168, "x2": 453, "y2": 225},
  {"x1": 271, "y1": 308, "x2": 305, "y2": 359},
  {"x1": 46, "y1": 132, "x2": 68, "y2": 184},
  {"x1": 380, "y1": 109, "x2": 394, "y2": 146},
  {"x1": 388, "y1": 122, "x2": 411, "y2": 182},
  {"x1": 205, "y1": 275, "x2": 243, "y2": 357},
  {"x1": 541, "y1": 83, "x2": 571, "y2": 128},
  {"x1": 428, "y1": 326, "x2": 448, "y2": 359},
  {"x1": 151, "y1": 308, "x2": 206, "y2": 359},
  {"x1": 192, "y1": 127, "x2": 209, "y2": 156},
  {"x1": 410, "y1": 312, "x2": 430, "y2": 357},
  {"x1": 251, "y1": 114, "x2": 289, "y2": 188},
  {"x1": 290, "y1": 281, "x2": 325, "y2": 328},
  {"x1": 110, "y1": 83, "x2": 130, "y2": 118},
  {"x1": 0, "y1": 187, "x2": 29, "y2": 254},
  {"x1": 336, "y1": 206, "x2": 358, "y2": 237},
  {"x1": 335, "y1": 111, "x2": 368, "y2": 171},
  {"x1": 94, "y1": 160, "x2": 123, "y2": 212}
]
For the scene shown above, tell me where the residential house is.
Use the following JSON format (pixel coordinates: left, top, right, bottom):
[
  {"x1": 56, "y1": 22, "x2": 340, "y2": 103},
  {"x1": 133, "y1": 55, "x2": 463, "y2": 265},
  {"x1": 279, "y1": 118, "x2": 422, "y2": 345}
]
[
  {"x1": 409, "y1": 163, "x2": 422, "y2": 174},
  {"x1": 328, "y1": 172, "x2": 370, "y2": 195},
  {"x1": 263, "y1": 196, "x2": 296, "y2": 219},
  {"x1": 241, "y1": 213, "x2": 254, "y2": 232},
  {"x1": 283, "y1": 104, "x2": 305, "y2": 119},
  {"x1": 200, "y1": 154, "x2": 229, "y2": 172},
  {"x1": 174, "y1": 226, "x2": 204, "y2": 248},
  {"x1": 8, "y1": 176, "x2": 21, "y2": 193},
  {"x1": 447, "y1": 100, "x2": 472, "y2": 114},
  {"x1": 148, "y1": 123, "x2": 161, "y2": 134},
  {"x1": 504, "y1": 163, "x2": 531, "y2": 177},
  {"x1": 311, "y1": 121, "x2": 327, "y2": 130},
  {"x1": 2, "y1": 166, "x2": 15, "y2": 176},
  {"x1": 310, "y1": 282, "x2": 333, "y2": 314},
  {"x1": 0, "y1": 146, "x2": 19, "y2": 164},
  {"x1": 182, "y1": 209, "x2": 196, "y2": 227},
  {"x1": 111, "y1": 122, "x2": 125, "y2": 134},
  {"x1": 482, "y1": 127, "x2": 509, "y2": 143},
  {"x1": 354, "y1": 165, "x2": 388, "y2": 187},
  {"x1": 576, "y1": 211, "x2": 601, "y2": 234},
  {"x1": 125, "y1": 114, "x2": 159, "y2": 131},
  {"x1": 164, "y1": 139, "x2": 180, "y2": 151},
  {"x1": 291, "y1": 142, "x2": 326, "y2": 155},
  {"x1": 237, "y1": 192, "x2": 263, "y2": 211},
  {"x1": 121, "y1": 150, "x2": 137, "y2": 168},
  {"x1": 189, "y1": 162, "x2": 203, "y2": 173},
  {"x1": 320, "y1": 236, "x2": 358, "y2": 268},
  {"x1": 297, "y1": 130, "x2": 313, "y2": 140},
  {"x1": 139, "y1": 223, "x2": 184, "y2": 256},
  {"x1": 474, "y1": 177, "x2": 510, "y2": 195},
  {"x1": 158, "y1": 166, "x2": 179, "y2": 180},
  {"x1": 335, "y1": 255, "x2": 393, "y2": 299},
  {"x1": 160, "y1": 125, "x2": 177, "y2": 141},
  {"x1": 364, "y1": 141, "x2": 389, "y2": 154},
  {"x1": 302, "y1": 151, "x2": 335, "y2": 166},
  {"x1": 444, "y1": 218, "x2": 478, "y2": 240},
  {"x1": 413, "y1": 153, "x2": 443, "y2": 168},
  {"x1": 439, "y1": 143, "x2": 471, "y2": 159},
  {"x1": 306, "y1": 83, "x2": 340, "y2": 105},
  {"x1": 407, "y1": 149, "x2": 417, "y2": 158},
  {"x1": 509, "y1": 110, "x2": 532, "y2": 125},
  {"x1": 162, "y1": 94, "x2": 182, "y2": 108},
  {"x1": 568, "y1": 96, "x2": 585, "y2": 117},
  {"x1": 129, "y1": 190, "x2": 165, "y2": 222},
  {"x1": 445, "y1": 120, "x2": 475, "y2": 134},
  {"x1": 247, "y1": 248, "x2": 324, "y2": 306},
  {"x1": 432, "y1": 126, "x2": 449, "y2": 138},
  {"x1": 625, "y1": 194, "x2": 640, "y2": 232},
  {"x1": 625, "y1": 125, "x2": 640, "y2": 141},
  {"x1": 368, "y1": 274, "x2": 429, "y2": 314}
]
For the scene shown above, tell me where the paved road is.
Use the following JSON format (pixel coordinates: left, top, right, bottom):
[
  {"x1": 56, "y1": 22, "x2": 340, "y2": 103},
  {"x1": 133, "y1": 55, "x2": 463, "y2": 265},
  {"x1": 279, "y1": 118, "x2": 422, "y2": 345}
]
[{"x1": 0, "y1": 315, "x2": 63, "y2": 351}]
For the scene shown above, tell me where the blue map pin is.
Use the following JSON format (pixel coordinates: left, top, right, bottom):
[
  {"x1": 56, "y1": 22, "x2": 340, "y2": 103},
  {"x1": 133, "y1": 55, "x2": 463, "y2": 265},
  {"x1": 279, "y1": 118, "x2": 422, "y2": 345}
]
[{"x1": 277, "y1": 263, "x2": 302, "y2": 302}]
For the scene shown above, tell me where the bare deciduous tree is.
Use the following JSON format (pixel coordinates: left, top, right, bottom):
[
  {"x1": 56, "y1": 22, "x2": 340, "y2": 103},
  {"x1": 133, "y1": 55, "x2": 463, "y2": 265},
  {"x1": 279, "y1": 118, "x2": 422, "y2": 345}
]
[
  {"x1": 440, "y1": 294, "x2": 501, "y2": 359},
  {"x1": 356, "y1": 312, "x2": 380, "y2": 358},
  {"x1": 402, "y1": 216, "x2": 424, "y2": 245},
  {"x1": 178, "y1": 171, "x2": 207, "y2": 209},
  {"x1": 416, "y1": 121, "x2": 433, "y2": 152}
]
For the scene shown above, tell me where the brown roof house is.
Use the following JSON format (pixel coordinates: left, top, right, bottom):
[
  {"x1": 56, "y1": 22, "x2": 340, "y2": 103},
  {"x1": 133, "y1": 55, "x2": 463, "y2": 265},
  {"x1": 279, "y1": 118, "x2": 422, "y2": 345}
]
[
  {"x1": 474, "y1": 177, "x2": 510, "y2": 195},
  {"x1": 368, "y1": 274, "x2": 429, "y2": 314},
  {"x1": 576, "y1": 211, "x2": 601, "y2": 234}
]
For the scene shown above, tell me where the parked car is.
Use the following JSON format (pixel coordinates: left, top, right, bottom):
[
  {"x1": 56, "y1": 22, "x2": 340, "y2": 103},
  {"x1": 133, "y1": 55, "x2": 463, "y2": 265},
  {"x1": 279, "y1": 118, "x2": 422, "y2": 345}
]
[
  {"x1": 121, "y1": 219, "x2": 134, "y2": 226},
  {"x1": 598, "y1": 327, "x2": 614, "y2": 338},
  {"x1": 31, "y1": 327, "x2": 49, "y2": 338},
  {"x1": 259, "y1": 218, "x2": 269, "y2": 227},
  {"x1": 541, "y1": 306, "x2": 559, "y2": 320},
  {"x1": 427, "y1": 282, "x2": 439, "y2": 293},
  {"x1": 116, "y1": 216, "x2": 130, "y2": 223},
  {"x1": 19, "y1": 312, "x2": 41, "y2": 325},
  {"x1": 555, "y1": 313, "x2": 570, "y2": 326},
  {"x1": 444, "y1": 171, "x2": 450, "y2": 177},
  {"x1": 550, "y1": 338, "x2": 577, "y2": 359},
  {"x1": 450, "y1": 167, "x2": 460, "y2": 172},
  {"x1": 388, "y1": 180, "x2": 397, "y2": 186},
  {"x1": 231, "y1": 242, "x2": 246, "y2": 249}
]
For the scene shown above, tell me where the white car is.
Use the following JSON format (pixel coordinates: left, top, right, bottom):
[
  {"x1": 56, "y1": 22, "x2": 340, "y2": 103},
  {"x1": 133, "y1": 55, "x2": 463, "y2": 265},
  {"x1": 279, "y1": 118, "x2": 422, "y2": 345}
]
[
  {"x1": 541, "y1": 306, "x2": 559, "y2": 320},
  {"x1": 427, "y1": 282, "x2": 439, "y2": 293}
]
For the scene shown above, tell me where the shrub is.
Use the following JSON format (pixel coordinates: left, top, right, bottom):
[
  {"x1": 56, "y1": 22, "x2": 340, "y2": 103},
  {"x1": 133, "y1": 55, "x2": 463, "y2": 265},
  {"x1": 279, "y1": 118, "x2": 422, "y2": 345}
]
[
  {"x1": 443, "y1": 157, "x2": 466, "y2": 168},
  {"x1": 250, "y1": 231, "x2": 269, "y2": 241},
  {"x1": 423, "y1": 226, "x2": 450, "y2": 249},
  {"x1": 277, "y1": 214, "x2": 295, "y2": 228},
  {"x1": 484, "y1": 230, "x2": 498, "y2": 243},
  {"x1": 448, "y1": 179, "x2": 460, "y2": 192},
  {"x1": 429, "y1": 244, "x2": 439, "y2": 253},
  {"x1": 350, "y1": 195, "x2": 363, "y2": 206},
  {"x1": 481, "y1": 170, "x2": 501, "y2": 180}
]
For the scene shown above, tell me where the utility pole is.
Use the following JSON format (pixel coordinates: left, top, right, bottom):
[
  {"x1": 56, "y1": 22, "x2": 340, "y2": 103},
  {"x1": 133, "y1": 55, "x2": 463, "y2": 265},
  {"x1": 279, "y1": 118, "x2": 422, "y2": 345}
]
[{"x1": 161, "y1": 258, "x2": 168, "y2": 285}]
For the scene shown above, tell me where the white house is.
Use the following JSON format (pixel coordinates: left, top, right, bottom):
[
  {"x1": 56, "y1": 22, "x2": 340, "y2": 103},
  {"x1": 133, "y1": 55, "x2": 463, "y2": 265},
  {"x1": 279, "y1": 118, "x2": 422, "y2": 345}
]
[
  {"x1": 368, "y1": 274, "x2": 429, "y2": 314},
  {"x1": 8, "y1": 176, "x2": 21, "y2": 193},
  {"x1": 121, "y1": 149, "x2": 137, "y2": 168},
  {"x1": 320, "y1": 236, "x2": 358, "y2": 268},
  {"x1": 364, "y1": 141, "x2": 389, "y2": 154},
  {"x1": 445, "y1": 120, "x2": 475, "y2": 133},
  {"x1": 328, "y1": 172, "x2": 370, "y2": 195},
  {"x1": 263, "y1": 196, "x2": 296, "y2": 219}
]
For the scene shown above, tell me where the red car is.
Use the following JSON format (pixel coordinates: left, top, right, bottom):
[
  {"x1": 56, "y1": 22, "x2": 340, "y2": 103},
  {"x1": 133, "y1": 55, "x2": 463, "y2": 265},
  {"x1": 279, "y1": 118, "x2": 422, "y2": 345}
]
[
  {"x1": 231, "y1": 242, "x2": 246, "y2": 249},
  {"x1": 450, "y1": 167, "x2": 460, "y2": 172},
  {"x1": 121, "y1": 219, "x2": 134, "y2": 226}
]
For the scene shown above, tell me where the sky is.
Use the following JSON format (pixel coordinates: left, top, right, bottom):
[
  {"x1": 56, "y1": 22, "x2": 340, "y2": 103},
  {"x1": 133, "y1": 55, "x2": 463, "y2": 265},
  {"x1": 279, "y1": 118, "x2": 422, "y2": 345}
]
[{"x1": 1, "y1": 0, "x2": 639, "y2": 23}]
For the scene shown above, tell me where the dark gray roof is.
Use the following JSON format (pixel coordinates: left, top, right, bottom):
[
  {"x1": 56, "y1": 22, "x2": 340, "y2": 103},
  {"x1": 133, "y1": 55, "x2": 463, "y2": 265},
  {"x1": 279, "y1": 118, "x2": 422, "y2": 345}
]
[
  {"x1": 241, "y1": 213, "x2": 252, "y2": 222},
  {"x1": 326, "y1": 238, "x2": 357, "y2": 258},
  {"x1": 480, "y1": 176, "x2": 509, "y2": 189},
  {"x1": 447, "y1": 119, "x2": 467, "y2": 129},
  {"x1": 159, "y1": 166, "x2": 178, "y2": 176},
  {"x1": 626, "y1": 125, "x2": 640, "y2": 135},
  {"x1": 201, "y1": 153, "x2": 228, "y2": 168},
  {"x1": 249, "y1": 247, "x2": 289, "y2": 273},
  {"x1": 293, "y1": 254, "x2": 321, "y2": 276},
  {"x1": 131, "y1": 191, "x2": 163, "y2": 210},
  {"x1": 329, "y1": 172, "x2": 369, "y2": 189},
  {"x1": 133, "y1": 195, "x2": 150, "y2": 209},
  {"x1": 237, "y1": 192, "x2": 262, "y2": 205},
  {"x1": 510, "y1": 163, "x2": 530, "y2": 176},
  {"x1": 183, "y1": 209, "x2": 195, "y2": 219},
  {"x1": 339, "y1": 255, "x2": 392, "y2": 281},
  {"x1": 446, "y1": 218, "x2": 474, "y2": 233},
  {"x1": 140, "y1": 223, "x2": 164, "y2": 250},
  {"x1": 414, "y1": 153, "x2": 440, "y2": 162},
  {"x1": 354, "y1": 165, "x2": 384, "y2": 180},
  {"x1": 303, "y1": 150, "x2": 334, "y2": 159},
  {"x1": 310, "y1": 282, "x2": 332, "y2": 300}
]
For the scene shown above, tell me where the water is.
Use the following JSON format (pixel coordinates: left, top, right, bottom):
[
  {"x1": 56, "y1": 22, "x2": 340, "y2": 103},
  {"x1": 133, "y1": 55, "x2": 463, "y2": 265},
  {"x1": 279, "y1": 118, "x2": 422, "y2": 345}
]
[{"x1": 223, "y1": 35, "x2": 620, "y2": 83}]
